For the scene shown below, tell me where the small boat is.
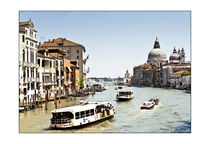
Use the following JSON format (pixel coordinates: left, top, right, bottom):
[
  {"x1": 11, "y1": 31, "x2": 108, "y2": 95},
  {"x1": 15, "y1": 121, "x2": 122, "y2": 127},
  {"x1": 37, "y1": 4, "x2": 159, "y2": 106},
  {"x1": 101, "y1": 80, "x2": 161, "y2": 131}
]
[
  {"x1": 184, "y1": 90, "x2": 191, "y2": 93},
  {"x1": 19, "y1": 107, "x2": 25, "y2": 112},
  {"x1": 116, "y1": 90, "x2": 133, "y2": 101},
  {"x1": 50, "y1": 101, "x2": 115, "y2": 129},
  {"x1": 149, "y1": 98, "x2": 159, "y2": 105},
  {"x1": 140, "y1": 101, "x2": 155, "y2": 110}
]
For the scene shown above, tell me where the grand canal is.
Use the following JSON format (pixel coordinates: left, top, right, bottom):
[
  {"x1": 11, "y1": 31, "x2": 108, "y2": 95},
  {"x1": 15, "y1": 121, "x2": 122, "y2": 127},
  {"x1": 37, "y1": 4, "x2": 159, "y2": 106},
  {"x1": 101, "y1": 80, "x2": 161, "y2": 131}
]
[{"x1": 19, "y1": 83, "x2": 191, "y2": 133}]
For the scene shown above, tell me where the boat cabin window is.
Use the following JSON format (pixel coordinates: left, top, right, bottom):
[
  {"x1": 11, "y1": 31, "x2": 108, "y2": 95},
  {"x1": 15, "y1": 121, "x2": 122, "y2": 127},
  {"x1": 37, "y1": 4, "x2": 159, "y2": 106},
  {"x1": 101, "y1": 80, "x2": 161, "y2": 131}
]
[
  {"x1": 90, "y1": 109, "x2": 94, "y2": 115},
  {"x1": 85, "y1": 110, "x2": 90, "y2": 117},
  {"x1": 119, "y1": 92, "x2": 132, "y2": 95},
  {"x1": 75, "y1": 112, "x2": 80, "y2": 119},
  {"x1": 52, "y1": 112, "x2": 74, "y2": 119},
  {"x1": 75, "y1": 109, "x2": 95, "y2": 119},
  {"x1": 80, "y1": 111, "x2": 85, "y2": 118}
]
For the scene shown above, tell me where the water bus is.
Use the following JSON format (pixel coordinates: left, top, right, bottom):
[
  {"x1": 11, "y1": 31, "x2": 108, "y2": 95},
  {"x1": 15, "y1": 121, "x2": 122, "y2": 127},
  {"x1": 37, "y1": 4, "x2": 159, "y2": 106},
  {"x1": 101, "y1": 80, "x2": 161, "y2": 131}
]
[
  {"x1": 50, "y1": 101, "x2": 115, "y2": 129},
  {"x1": 116, "y1": 90, "x2": 133, "y2": 101}
]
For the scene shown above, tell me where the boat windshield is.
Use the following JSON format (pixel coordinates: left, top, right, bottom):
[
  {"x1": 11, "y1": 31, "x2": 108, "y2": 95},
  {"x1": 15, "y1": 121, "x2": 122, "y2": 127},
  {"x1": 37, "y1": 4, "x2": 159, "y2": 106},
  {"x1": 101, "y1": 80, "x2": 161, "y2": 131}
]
[{"x1": 52, "y1": 112, "x2": 74, "y2": 119}]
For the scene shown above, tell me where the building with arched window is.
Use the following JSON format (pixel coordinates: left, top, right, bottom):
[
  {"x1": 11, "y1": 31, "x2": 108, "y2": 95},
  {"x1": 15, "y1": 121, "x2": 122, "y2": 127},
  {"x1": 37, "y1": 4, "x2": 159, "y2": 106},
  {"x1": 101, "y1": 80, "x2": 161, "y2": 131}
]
[{"x1": 19, "y1": 20, "x2": 39, "y2": 107}]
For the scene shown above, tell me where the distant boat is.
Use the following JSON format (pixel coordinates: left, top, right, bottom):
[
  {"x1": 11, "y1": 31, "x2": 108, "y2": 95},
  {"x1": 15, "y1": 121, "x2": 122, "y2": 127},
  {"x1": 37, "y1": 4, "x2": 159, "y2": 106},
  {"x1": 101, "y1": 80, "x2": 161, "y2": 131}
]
[
  {"x1": 149, "y1": 98, "x2": 159, "y2": 105},
  {"x1": 184, "y1": 90, "x2": 191, "y2": 93},
  {"x1": 116, "y1": 90, "x2": 133, "y2": 101},
  {"x1": 19, "y1": 107, "x2": 25, "y2": 112},
  {"x1": 140, "y1": 101, "x2": 155, "y2": 110}
]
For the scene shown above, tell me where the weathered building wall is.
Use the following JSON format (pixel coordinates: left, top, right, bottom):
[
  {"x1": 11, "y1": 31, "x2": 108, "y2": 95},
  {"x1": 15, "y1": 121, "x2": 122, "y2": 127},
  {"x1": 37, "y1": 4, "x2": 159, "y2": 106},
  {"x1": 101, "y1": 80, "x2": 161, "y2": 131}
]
[{"x1": 19, "y1": 20, "x2": 39, "y2": 106}]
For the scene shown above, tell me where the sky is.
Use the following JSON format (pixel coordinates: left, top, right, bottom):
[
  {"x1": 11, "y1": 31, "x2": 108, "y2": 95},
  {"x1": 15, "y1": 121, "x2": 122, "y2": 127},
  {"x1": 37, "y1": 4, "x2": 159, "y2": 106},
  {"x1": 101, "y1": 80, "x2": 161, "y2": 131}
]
[{"x1": 19, "y1": 11, "x2": 191, "y2": 78}]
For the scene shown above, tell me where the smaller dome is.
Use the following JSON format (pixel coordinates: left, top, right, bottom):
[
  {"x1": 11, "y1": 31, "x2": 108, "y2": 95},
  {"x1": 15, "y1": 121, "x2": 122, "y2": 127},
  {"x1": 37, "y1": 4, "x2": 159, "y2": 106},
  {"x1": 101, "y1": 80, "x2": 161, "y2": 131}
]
[
  {"x1": 169, "y1": 46, "x2": 181, "y2": 61},
  {"x1": 169, "y1": 53, "x2": 181, "y2": 61}
]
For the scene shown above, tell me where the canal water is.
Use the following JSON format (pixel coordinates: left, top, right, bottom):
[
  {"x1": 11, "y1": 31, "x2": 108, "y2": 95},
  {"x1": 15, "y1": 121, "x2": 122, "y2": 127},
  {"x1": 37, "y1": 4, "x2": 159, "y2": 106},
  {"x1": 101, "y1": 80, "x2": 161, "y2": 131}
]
[{"x1": 19, "y1": 83, "x2": 191, "y2": 133}]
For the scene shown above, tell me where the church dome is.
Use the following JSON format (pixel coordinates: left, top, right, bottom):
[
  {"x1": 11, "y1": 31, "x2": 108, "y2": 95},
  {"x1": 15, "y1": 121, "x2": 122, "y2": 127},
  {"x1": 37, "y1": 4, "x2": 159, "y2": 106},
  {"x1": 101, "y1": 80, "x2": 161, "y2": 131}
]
[
  {"x1": 147, "y1": 37, "x2": 167, "y2": 62},
  {"x1": 148, "y1": 48, "x2": 167, "y2": 61},
  {"x1": 169, "y1": 47, "x2": 181, "y2": 61}
]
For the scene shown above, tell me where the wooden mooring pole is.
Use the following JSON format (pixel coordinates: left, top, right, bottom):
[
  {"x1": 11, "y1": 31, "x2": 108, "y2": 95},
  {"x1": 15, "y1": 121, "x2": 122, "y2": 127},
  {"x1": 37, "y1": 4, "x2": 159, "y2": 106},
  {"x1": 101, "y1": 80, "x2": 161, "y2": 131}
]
[{"x1": 45, "y1": 90, "x2": 47, "y2": 110}]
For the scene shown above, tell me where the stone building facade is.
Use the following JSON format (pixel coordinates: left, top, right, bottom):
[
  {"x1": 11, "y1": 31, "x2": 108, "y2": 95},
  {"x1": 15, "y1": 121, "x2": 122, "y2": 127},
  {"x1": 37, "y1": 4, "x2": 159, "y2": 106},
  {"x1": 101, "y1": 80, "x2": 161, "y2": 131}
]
[
  {"x1": 63, "y1": 57, "x2": 72, "y2": 95},
  {"x1": 70, "y1": 60, "x2": 80, "y2": 92},
  {"x1": 38, "y1": 38, "x2": 86, "y2": 80},
  {"x1": 131, "y1": 64, "x2": 150, "y2": 86},
  {"x1": 19, "y1": 20, "x2": 39, "y2": 106},
  {"x1": 169, "y1": 70, "x2": 191, "y2": 89},
  {"x1": 37, "y1": 49, "x2": 64, "y2": 100},
  {"x1": 162, "y1": 63, "x2": 191, "y2": 87}
]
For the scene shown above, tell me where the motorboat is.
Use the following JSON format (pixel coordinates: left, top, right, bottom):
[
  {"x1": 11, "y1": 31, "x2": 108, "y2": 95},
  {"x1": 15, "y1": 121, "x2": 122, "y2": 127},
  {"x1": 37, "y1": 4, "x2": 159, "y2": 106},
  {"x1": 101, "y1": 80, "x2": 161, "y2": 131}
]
[
  {"x1": 149, "y1": 98, "x2": 159, "y2": 105},
  {"x1": 140, "y1": 101, "x2": 155, "y2": 110},
  {"x1": 19, "y1": 107, "x2": 25, "y2": 112},
  {"x1": 116, "y1": 90, "x2": 133, "y2": 101}
]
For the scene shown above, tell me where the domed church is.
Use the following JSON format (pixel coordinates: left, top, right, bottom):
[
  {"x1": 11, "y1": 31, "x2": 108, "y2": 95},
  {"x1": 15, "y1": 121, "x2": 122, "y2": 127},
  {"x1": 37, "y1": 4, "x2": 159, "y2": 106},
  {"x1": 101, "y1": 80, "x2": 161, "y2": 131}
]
[{"x1": 147, "y1": 37, "x2": 168, "y2": 67}]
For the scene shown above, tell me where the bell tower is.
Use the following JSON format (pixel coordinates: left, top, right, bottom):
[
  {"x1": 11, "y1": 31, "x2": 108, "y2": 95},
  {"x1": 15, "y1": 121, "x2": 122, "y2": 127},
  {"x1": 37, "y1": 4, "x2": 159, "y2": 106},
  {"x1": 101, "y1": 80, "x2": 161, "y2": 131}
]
[{"x1": 180, "y1": 47, "x2": 185, "y2": 63}]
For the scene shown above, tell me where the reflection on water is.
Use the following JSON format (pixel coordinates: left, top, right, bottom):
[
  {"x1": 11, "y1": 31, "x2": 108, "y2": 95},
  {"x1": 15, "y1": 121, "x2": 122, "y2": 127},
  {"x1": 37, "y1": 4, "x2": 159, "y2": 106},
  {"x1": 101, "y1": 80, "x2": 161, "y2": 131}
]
[{"x1": 19, "y1": 84, "x2": 191, "y2": 133}]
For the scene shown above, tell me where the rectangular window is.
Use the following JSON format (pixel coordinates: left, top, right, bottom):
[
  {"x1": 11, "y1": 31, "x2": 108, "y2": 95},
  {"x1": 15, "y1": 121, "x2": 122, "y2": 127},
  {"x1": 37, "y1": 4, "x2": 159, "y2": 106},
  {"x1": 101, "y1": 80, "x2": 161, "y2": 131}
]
[
  {"x1": 56, "y1": 60, "x2": 58, "y2": 66},
  {"x1": 80, "y1": 111, "x2": 85, "y2": 118},
  {"x1": 53, "y1": 61, "x2": 55, "y2": 68},
  {"x1": 26, "y1": 41, "x2": 28, "y2": 45},
  {"x1": 30, "y1": 52, "x2": 34, "y2": 63},
  {"x1": 28, "y1": 83, "x2": 30, "y2": 90},
  {"x1": 85, "y1": 110, "x2": 90, "y2": 117},
  {"x1": 38, "y1": 59, "x2": 40, "y2": 66},
  {"x1": 77, "y1": 50, "x2": 79, "y2": 54},
  {"x1": 77, "y1": 56, "x2": 79, "y2": 59},
  {"x1": 75, "y1": 112, "x2": 80, "y2": 119},
  {"x1": 42, "y1": 60, "x2": 45, "y2": 67},
  {"x1": 50, "y1": 61, "x2": 52, "y2": 67},
  {"x1": 26, "y1": 50, "x2": 28, "y2": 62},
  {"x1": 90, "y1": 109, "x2": 94, "y2": 115},
  {"x1": 22, "y1": 35, "x2": 25, "y2": 42},
  {"x1": 31, "y1": 83, "x2": 34, "y2": 90}
]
